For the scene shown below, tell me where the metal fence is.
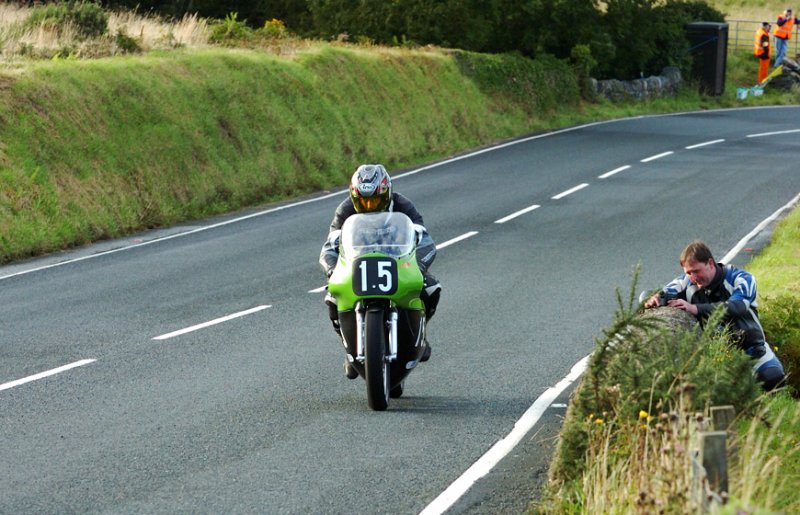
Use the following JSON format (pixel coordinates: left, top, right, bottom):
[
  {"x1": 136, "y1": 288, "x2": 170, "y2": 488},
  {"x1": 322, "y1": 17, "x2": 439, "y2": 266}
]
[{"x1": 727, "y1": 19, "x2": 800, "y2": 57}]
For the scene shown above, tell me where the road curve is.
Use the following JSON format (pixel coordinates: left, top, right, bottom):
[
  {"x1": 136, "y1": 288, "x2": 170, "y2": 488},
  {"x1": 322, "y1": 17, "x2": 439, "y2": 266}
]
[{"x1": 1, "y1": 107, "x2": 799, "y2": 514}]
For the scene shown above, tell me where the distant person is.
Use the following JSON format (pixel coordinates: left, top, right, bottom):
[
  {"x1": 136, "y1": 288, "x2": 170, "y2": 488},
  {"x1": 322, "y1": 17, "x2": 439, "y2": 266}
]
[
  {"x1": 755, "y1": 22, "x2": 772, "y2": 83},
  {"x1": 644, "y1": 240, "x2": 785, "y2": 391},
  {"x1": 774, "y1": 8, "x2": 798, "y2": 66}
]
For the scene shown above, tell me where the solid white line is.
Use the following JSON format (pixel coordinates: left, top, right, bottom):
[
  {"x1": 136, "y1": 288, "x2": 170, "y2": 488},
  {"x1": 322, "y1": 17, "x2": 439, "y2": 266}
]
[
  {"x1": 419, "y1": 355, "x2": 590, "y2": 515},
  {"x1": 420, "y1": 188, "x2": 800, "y2": 515},
  {"x1": 437, "y1": 231, "x2": 479, "y2": 249},
  {"x1": 685, "y1": 139, "x2": 724, "y2": 149},
  {"x1": 552, "y1": 183, "x2": 589, "y2": 200},
  {"x1": 598, "y1": 165, "x2": 631, "y2": 179},
  {"x1": 721, "y1": 192, "x2": 800, "y2": 264},
  {"x1": 0, "y1": 359, "x2": 96, "y2": 392},
  {"x1": 308, "y1": 285, "x2": 327, "y2": 294},
  {"x1": 3, "y1": 111, "x2": 796, "y2": 283},
  {"x1": 494, "y1": 205, "x2": 540, "y2": 224},
  {"x1": 153, "y1": 305, "x2": 271, "y2": 340},
  {"x1": 746, "y1": 128, "x2": 800, "y2": 138},
  {"x1": 640, "y1": 151, "x2": 674, "y2": 163}
]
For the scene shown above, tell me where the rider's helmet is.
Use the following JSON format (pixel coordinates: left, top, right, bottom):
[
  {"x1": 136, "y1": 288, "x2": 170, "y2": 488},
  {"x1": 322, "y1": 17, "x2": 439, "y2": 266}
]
[{"x1": 349, "y1": 164, "x2": 392, "y2": 213}]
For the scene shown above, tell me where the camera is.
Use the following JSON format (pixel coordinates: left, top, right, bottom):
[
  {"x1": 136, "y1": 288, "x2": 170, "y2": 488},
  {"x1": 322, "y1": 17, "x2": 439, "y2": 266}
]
[{"x1": 658, "y1": 290, "x2": 678, "y2": 306}]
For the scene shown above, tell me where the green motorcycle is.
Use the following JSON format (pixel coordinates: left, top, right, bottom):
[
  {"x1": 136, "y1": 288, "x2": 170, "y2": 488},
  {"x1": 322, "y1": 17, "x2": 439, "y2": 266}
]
[{"x1": 327, "y1": 212, "x2": 429, "y2": 411}]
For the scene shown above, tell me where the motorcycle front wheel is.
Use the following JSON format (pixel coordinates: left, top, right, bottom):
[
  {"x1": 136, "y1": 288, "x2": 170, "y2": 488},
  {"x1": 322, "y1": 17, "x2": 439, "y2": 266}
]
[{"x1": 365, "y1": 308, "x2": 389, "y2": 411}]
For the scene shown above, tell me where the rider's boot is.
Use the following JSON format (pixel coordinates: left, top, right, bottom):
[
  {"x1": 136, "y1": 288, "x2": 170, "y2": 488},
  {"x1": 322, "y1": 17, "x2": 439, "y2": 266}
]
[
  {"x1": 343, "y1": 356, "x2": 358, "y2": 379},
  {"x1": 420, "y1": 275, "x2": 440, "y2": 363}
]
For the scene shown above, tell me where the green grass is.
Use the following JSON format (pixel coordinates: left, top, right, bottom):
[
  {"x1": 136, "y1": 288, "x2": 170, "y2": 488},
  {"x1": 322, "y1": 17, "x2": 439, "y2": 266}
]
[{"x1": 0, "y1": 45, "x2": 578, "y2": 262}]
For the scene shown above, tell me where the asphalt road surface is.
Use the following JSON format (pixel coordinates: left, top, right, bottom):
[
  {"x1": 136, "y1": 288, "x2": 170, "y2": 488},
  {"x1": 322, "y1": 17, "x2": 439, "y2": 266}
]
[{"x1": 2, "y1": 107, "x2": 799, "y2": 514}]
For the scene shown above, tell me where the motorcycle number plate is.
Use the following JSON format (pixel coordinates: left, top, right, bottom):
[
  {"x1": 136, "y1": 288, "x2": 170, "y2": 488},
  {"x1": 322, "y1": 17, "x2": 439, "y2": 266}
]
[{"x1": 353, "y1": 257, "x2": 398, "y2": 296}]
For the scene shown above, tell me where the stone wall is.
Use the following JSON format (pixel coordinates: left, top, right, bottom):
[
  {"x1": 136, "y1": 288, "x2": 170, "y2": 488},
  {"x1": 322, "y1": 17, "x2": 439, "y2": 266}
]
[{"x1": 592, "y1": 66, "x2": 682, "y2": 102}]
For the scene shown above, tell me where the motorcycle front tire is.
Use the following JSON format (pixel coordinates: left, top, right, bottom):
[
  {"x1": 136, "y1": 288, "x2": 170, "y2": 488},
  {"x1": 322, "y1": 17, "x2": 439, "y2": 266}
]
[{"x1": 365, "y1": 308, "x2": 390, "y2": 411}]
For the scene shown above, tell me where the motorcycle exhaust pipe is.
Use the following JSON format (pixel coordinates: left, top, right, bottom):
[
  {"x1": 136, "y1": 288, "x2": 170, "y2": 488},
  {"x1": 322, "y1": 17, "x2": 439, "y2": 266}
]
[{"x1": 388, "y1": 310, "x2": 398, "y2": 362}]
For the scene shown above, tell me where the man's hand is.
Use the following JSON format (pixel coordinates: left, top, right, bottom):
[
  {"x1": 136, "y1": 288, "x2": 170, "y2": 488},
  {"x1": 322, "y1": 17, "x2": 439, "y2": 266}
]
[
  {"x1": 667, "y1": 298, "x2": 698, "y2": 316},
  {"x1": 644, "y1": 294, "x2": 661, "y2": 309}
]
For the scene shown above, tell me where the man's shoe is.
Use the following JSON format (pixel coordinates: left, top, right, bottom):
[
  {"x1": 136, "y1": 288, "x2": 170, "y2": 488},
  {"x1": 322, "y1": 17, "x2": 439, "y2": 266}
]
[
  {"x1": 344, "y1": 359, "x2": 358, "y2": 379},
  {"x1": 420, "y1": 344, "x2": 431, "y2": 362}
]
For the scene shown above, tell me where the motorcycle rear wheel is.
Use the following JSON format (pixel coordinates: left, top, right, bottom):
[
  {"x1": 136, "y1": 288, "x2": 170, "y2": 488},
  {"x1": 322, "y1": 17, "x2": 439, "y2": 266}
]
[{"x1": 365, "y1": 309, "x2": 389, "y2": 411}]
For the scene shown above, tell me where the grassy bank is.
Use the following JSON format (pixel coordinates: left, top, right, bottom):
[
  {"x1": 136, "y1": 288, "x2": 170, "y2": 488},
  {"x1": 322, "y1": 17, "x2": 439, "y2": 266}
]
[
  {"x1": 0, "y1": 45, "x2": 579, "y2": 263},
  {"x1": 1, "y1": 42, "x2": 796, "y2": 264}
]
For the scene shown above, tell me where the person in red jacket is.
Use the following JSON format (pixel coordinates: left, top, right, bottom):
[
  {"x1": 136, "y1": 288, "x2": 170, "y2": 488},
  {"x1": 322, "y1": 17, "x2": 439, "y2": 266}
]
[
  {"x1": 774, "y1": 8, "x2": 798, "y2": 66},
  {"x1": 755, "y1": 22, "x2": 772, "y2": 83}
]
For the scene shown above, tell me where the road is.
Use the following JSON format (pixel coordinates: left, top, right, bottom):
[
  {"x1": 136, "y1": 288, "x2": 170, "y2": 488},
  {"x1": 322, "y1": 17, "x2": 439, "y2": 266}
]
[{"x1": 1, "y1": 107, "x2": 799, "y2": 514}]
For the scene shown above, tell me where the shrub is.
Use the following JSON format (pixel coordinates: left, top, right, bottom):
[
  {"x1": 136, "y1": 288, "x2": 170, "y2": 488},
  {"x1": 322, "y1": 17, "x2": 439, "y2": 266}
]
[
  {"x1": 208, "y1": 12, "x2": 253, "y2": 45},
  {"x1": 257, "y1": 18, "x2": 289, "y2": 39},
  {"x1": 548, "y1": 276, "x2": 761, "y2": 492},
  {"x1": 759, "y1": 294, "x2": 800, "y2": 394},
  {"x1": 114, "y1": 28, "x2": 141, "y2": 54},
  {"x1": 25, "y1": 0, "x2": 108, "y2": 40}
]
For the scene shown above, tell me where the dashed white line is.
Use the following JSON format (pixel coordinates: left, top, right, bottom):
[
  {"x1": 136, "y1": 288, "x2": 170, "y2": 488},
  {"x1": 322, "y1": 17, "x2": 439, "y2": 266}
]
[
  {"x1": 494, "y1": 205, "x2": 540, "y2": 224},
  {"x1": 746, "y1": 128, "x2": 800, "y2": 138},
  {"x1": 598, "y1": 165, "x2": 631, "y2": 179},
  {"x1": 685, "y1": 139, "x2": 724, "y2": 149},
  {"x1": 153, "y1": 305, "x2": 271, "y2": 340},
  {"x1": 437, "y1": 231, "x2": 479, "y2": 249},
  {"x1": 640, "y1": 151, "x2": 674, "y2": 163},
  {"x1": 552, "y1": 183, "x2": 589, "y2": 200},
  {"x1": 0, "y1": 359, "x2": 96, "y2": 392}
]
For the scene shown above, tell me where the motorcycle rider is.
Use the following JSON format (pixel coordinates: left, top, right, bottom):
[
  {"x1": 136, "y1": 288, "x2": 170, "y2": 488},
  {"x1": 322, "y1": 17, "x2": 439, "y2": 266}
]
[
  {"x1": 644, "y1": 240, "x2": 785, "y2": 391},
  {"x1": 320, "y1": 164, "x2": 441, "y2": 379}
]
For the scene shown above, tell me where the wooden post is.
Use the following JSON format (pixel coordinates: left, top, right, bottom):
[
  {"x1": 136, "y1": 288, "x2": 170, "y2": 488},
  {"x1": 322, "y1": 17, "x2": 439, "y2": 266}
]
[
  {"x1": 699, "y1": 431, "x2": 728, "y2": 495},
  {"x1": 711, "y1": 405, "x2": 735, "y2": 431}
]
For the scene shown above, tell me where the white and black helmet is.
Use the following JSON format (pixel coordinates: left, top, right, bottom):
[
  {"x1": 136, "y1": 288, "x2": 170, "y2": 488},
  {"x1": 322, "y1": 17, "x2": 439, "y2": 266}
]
[{"x1": 349, "y1": 164, "x2": 392, "y2": 213}]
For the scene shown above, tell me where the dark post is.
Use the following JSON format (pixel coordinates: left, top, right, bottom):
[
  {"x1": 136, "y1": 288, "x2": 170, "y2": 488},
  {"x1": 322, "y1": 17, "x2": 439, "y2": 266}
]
[{"x1": 685, "y1": 22, "x2": 729, "y2": 96}]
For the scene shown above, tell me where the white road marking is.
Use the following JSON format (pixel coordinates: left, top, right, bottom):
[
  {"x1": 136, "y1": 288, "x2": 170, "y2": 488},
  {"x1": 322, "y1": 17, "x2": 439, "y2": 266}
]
[
  {"x1": 419, "y1": 356, "x2": 590, "y2": 515},
  {"x1": 437, "y1": 231, "x2": 479, "y2": 249},
  {"x1": 494, "y1": 205, "x2": 540, "y2": 224},
  {"x1": 551, "y1": 403, "x2": 568, "y2": 408},
  {"x1": 308, "y1": 285, "x2": 327, "y2": 294},
  {"x1": 640, "y1": 151, "x2": 674, "y2": 163},
  {"x1": 685, "y1": 139, "x2": 724, "y2": 149},
  {"x1": 0, "y1": 359, "x2": 96, "y2": 392},
  {"x1": 746, "y1": 128, "x2": 800, "y2": 138},
  {"x1": 551, "y1": 183, "x2": 589, "y2": 200},
  {"x1": 2, "y1": 111, "x2": 794, "y2": 283},
  {"x1": 153, "y1": 305, "x2": 271, "y2": 340},
  {"x1": 598, "y1": 165, "x2": 631, "y2": 179},
  {"x1": 721, "y1": 192, "x2": 800, "y2": 263}
]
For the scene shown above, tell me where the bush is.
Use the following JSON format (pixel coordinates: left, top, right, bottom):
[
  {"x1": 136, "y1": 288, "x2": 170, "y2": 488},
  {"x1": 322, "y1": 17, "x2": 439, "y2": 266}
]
[
  {"x1": 548, "y1": 278, "x2": 761, "y2": 491},
  {"x1": 257, "y1": 18, "x2": 290, "y2": 39},
  {"x1": 25, "y1": 0, "x2": 108, "y2": 40},
  {"x1": 208, "y1": 12, "x2": 254, "y2": 45},
  {"x1": 759, "y1": 294, "x2": 800, "y2": 394}
]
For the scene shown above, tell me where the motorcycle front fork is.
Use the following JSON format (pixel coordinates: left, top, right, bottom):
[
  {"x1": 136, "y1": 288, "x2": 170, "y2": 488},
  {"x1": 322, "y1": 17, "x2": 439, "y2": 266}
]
[{"x1": 355, "y1": 306, "x2": 397, "y2": 364}]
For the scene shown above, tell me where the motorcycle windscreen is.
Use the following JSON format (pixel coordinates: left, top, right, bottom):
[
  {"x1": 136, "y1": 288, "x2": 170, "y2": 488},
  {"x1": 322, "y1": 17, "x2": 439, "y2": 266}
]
[{"x1": 340, "y1": 212, "x2": 416, "y2": 260}]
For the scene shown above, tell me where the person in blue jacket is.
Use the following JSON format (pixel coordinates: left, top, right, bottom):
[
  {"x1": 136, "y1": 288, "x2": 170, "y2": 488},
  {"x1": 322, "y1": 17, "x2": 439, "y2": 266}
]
[{"x1": 645, "y1": 240, "x2": 785, "y2": 390}]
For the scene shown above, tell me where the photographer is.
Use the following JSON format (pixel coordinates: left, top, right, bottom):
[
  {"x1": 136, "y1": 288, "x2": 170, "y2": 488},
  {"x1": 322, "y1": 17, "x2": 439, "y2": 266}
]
[{"x1": 644, "y1": 240, "x2": 785, "y2": 390}]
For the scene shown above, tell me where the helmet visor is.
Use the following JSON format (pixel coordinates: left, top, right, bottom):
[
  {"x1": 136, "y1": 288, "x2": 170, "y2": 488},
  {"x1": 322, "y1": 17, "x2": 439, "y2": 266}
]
[{"x1": 357, "y1": 196, "x2": 383, "y2": 212}]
